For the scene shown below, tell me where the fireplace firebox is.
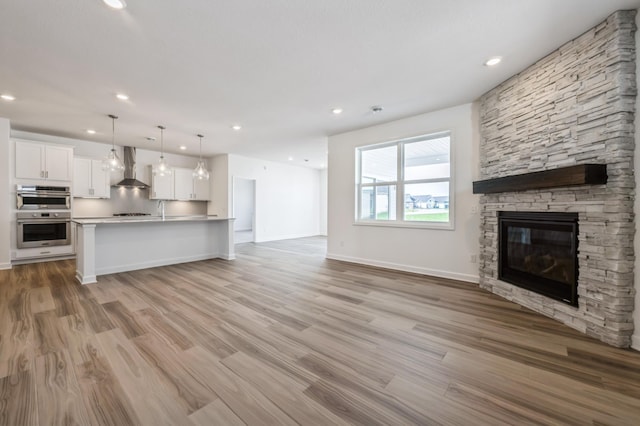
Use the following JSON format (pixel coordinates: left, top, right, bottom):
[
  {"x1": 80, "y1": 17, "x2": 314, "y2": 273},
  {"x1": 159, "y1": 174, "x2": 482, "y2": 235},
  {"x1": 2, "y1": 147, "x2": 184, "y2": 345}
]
[{"x1": 498, "y1": 211, "x2": 579, "y2": 307}]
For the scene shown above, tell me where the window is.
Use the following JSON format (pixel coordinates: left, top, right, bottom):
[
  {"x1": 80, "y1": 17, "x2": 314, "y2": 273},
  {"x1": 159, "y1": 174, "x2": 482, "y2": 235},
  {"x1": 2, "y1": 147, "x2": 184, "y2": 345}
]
[{"x1": 356, "y1": 131, "x2": 452, "y2": 228}]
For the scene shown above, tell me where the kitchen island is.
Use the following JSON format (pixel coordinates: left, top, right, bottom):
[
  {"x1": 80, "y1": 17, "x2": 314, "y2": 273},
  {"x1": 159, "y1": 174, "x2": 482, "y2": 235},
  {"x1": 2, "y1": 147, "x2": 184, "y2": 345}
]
[{"x1": 73, "y1": 216, "x2": 235, "y2": 284}]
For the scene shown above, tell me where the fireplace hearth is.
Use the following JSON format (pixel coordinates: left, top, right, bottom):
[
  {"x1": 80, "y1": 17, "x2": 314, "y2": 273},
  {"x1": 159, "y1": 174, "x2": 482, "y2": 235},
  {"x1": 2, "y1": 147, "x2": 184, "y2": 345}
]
[{"x1": 498, "y1": 212, "x2": 579, "y2": 307}]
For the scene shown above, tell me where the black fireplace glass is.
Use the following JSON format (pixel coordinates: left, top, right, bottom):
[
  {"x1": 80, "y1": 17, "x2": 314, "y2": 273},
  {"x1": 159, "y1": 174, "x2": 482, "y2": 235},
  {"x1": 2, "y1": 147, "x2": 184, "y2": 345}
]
[{"x1": 498, "y1": 212, "x2": 578, "y2": 306}]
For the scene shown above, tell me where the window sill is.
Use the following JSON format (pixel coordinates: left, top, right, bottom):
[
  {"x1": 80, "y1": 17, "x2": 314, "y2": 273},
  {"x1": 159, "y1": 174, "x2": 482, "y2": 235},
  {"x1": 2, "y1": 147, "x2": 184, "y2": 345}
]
[{"x1": 353, "y1": 220, "x2": 454, "y2": 231}]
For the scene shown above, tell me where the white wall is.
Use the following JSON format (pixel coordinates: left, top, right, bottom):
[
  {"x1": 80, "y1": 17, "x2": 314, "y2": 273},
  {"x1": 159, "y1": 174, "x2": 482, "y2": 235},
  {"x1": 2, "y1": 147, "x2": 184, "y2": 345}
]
[
  {"x1": 233, "y1": 177, "x2": 254, "y2": 231},
  {"x1": 319, "y1": 168, "x2": 328, "y2": 236},
  {"x1": 0, "y1": 118, "x2": 11, "y2": 269},
  {"x1": 327, "y1": 103, "x2": 480, "y2": 282},
  {"x1": 222, "y1": 154, "x2": 322, "y2": 242},
  {"x1": 207, "y1": 154, "x2": 230, "y2": 218},
  {"x1": 632, "y1": 12, "x2": 640, "y2": 351}
]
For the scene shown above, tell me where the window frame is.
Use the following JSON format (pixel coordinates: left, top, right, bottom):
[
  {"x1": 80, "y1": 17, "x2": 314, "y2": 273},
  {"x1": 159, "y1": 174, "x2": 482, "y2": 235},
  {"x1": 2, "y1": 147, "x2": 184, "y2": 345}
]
[{"x1": 355, "y1": 130, "x2": 454, "y2": 230}]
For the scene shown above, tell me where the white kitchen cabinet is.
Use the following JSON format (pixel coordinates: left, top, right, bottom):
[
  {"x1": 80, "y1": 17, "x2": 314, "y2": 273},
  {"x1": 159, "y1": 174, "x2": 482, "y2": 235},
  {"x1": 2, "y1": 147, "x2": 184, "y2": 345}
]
[
  {"x1": 73, "y1": 158, "x2": 110, "y2": 198},
  {"x1": 193, "y1": 176, "x2": 210, "y2": 201},
  {"x1": 174, "y1": 167, "x2": 210, "y2": 201},
  {"x1": 15, "y1": 140, "x2": 73, "y2": 181},
  {"x1": 46, "y1": 145, "x2": 74, "y2": 181},
  {"x1": 15, "y1": 141, "x2": 43, "y2": 179},
  {"x1": 13, "y1": 244, "x2": 74, "y2": 260},
  {"x1": 173, "y1": 168, "x2": 192, "y2": 200},
  {"x1": 149, "y1": 165, "x2": 175, "y2": 200}
]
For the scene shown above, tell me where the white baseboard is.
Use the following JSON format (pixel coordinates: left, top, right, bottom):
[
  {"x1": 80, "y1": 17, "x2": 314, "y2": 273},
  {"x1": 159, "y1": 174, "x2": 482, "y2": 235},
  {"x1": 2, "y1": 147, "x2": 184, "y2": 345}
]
[
  {"x1": 255, "y1": 232, "x2": 322, "y2": 243},
  {"x1": 0, "y1": 262, "x2": 12, "y2": 270},
  {"x1": 76, "y1": 271, "x2": 97, "y2": 285},
  {"x1": 325, "y1": 253, "x2": 479, "y2": 284},
  {"x1": 632, "y1": 334, "x2": 640, "y2": 352}
]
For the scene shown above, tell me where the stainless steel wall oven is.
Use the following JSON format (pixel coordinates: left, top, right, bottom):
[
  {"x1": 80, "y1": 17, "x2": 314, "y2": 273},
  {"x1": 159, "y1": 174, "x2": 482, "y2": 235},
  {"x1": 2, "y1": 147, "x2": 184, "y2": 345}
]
[
  {"x1": 17, "y1": 212, "x2": 71, "y2": 249},
  {"x1": 16, "y1": 185, "x2": 71, "y2": 210}
]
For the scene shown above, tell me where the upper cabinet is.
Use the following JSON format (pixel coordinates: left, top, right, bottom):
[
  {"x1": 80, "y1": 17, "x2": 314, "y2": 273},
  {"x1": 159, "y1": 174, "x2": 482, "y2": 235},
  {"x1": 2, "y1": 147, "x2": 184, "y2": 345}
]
[
  {"x1": 149, "y1": 166, "x2": 210, "y2": 201},
  {"x1": 148, "y1": 165, "x2": 175, "y2": 200},
  {"x1": 174, "y1": 168, "x2": 210, "y2": 201},
  {"x1": 15, "y1": 140, "x2": 73, "y2": 181},
  {"x1": 193, "y1": 176, "x2": 210, "y2": 201},
  {"x1": 173, "y1": 168, "x2": 192, "y2": 200},
  {"x1": 73, "y1": 158, "x2": 110, "y2": 198}
]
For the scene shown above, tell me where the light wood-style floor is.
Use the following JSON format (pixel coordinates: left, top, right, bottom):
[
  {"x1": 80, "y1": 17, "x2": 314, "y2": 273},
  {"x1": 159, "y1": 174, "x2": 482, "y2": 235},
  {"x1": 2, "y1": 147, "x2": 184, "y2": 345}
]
[{"x1": 1, "y1": 236, "x2": 640, "y2": 425}]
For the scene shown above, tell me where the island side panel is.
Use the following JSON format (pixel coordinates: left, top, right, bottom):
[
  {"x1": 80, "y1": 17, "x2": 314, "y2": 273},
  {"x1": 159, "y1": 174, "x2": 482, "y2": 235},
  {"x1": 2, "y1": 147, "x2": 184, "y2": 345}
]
[
  {"x1": 219, "y1": 218, "x2": 236, "y2": 260},
  {"x1": 93, "y1": 220, "x2": 229, "y2": 276},
  {"x1": 75, "y1": 223, "x2": 97, "y2": 284}
]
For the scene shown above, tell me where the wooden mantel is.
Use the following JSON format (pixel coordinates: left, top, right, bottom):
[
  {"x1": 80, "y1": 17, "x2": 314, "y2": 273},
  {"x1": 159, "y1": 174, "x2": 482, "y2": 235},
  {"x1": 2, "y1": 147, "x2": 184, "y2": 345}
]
[{"x1": 472, "y1": 164, "x2": 607, "y2": 194}]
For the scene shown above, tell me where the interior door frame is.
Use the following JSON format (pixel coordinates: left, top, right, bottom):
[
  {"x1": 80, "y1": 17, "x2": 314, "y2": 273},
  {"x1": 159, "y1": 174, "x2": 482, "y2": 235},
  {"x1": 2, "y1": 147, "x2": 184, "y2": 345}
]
[{"x1": 231, "y1": 176, "x2": 256, "y2": 243}]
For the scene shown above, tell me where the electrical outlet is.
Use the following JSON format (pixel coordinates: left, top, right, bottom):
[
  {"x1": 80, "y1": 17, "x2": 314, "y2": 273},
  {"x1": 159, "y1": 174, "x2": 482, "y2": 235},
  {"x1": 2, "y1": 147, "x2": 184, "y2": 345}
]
[
  {"x1": 470, "y1": 254, "x2": 477, "y2": 263},
  {"x1": 471, "y1": 205, "x2": 478, "y2": 214}
]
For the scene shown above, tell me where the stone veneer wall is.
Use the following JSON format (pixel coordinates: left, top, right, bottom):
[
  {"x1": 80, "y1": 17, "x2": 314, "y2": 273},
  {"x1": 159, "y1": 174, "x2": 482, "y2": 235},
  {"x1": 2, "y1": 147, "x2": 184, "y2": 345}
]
[{"x1": 478, "y1": 10, "x2": 636, "y2": 347}]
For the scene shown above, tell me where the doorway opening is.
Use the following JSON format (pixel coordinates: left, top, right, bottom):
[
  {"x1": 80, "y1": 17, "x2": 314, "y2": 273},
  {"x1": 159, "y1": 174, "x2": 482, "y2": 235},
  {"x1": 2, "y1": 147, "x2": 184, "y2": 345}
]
[{"x1": 233, "y1": 177, "x2": 256, "y2": 244}]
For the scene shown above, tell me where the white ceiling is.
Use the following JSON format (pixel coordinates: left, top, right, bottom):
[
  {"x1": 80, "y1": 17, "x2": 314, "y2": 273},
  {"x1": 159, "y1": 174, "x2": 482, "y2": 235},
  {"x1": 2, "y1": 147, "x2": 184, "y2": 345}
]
[{"x1": 1, "y1": 0, "x2": 639, "y2": 169}]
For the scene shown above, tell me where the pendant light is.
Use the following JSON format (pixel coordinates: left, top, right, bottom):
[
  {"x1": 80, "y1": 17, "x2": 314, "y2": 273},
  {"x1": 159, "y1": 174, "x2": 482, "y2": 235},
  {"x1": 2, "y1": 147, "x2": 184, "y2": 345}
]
[
  {"x1": 102, "y1": 114, "x2": 124, "y2": 172},
  {"x1": 192, "y1": 134, "x2": 209, "y2": 180},
  {"x1": 154, "y1": 125, "x2": 172, "y2": 176}
]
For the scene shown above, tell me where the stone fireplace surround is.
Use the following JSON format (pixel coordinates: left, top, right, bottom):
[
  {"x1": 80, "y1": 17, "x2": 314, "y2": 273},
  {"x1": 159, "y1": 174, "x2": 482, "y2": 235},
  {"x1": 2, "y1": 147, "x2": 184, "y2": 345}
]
[{"x1": 478, "y1": 10, "x2": 636, "y2": 348}]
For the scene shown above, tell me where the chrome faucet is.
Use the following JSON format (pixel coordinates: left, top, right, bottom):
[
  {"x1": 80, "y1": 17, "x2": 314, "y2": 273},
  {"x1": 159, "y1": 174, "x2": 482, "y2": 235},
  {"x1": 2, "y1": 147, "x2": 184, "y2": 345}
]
[{"x1": 158, "y1": 200, "x2": 166, "y2": 220}]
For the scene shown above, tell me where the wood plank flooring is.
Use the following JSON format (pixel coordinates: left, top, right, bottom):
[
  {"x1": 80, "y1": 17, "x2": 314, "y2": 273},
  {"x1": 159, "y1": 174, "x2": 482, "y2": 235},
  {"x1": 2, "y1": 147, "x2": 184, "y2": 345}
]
[{"x1": 1, "y1": 236, "x2": 640, "y2": 425}]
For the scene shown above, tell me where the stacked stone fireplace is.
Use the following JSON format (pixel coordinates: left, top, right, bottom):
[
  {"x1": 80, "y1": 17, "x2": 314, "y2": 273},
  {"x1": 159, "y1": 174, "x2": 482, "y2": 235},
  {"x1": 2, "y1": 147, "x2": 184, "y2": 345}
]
[{"x1": 478, "y1": 10, "x2": 636, "y2": 347}]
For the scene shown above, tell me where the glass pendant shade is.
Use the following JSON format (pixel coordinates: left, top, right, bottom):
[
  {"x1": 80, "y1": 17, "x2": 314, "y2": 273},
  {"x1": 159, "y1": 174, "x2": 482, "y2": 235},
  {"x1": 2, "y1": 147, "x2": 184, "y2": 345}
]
[
  {"x1": 193, "y1": 160, "x2": 210, "y2": 180},
  {"x1": 153, "y1": 125, "x2": 172, "y2": 176},
  {"x1": 102, "y1": 114, "x2": 124, "y2": 172},
  {"x1": 192, "y1": 134, "x2": 210, "y2": 180},
  {"x1": 156, "y1": 155, "x2": 171, "y2": 177},
  {"x1": 103, "y1": 148, "x2": 124, "y2": 172}
]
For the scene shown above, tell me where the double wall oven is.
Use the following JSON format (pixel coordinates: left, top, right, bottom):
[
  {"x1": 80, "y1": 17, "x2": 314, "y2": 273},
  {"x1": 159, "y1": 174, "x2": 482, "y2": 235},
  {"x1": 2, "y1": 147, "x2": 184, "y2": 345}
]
[{"x1": 15, "y1": 185, "x2": 72, "y2": 255}]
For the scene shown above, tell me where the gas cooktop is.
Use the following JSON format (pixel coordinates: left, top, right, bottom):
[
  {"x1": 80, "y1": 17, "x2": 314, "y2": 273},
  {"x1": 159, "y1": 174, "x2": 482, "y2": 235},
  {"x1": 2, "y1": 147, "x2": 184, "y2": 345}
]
[{"x1": 113, "y1": 213, "x2": 151, "y2": 217}]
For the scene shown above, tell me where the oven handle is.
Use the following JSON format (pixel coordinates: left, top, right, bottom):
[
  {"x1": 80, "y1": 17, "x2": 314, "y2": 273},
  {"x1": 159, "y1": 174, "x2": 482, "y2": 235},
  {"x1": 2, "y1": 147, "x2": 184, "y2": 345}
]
[
  {"x1": 17, "y1": 219, "x2": 71, "y2": 224},
  {"x1": 17, "y1": 191, "x2": 72, "y2": 197}
]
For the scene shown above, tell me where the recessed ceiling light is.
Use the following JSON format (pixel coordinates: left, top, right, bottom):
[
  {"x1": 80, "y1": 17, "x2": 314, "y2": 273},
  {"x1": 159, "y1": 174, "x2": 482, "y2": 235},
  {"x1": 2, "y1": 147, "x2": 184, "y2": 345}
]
[
  {"x1": 331, "y1": 108, "x2": 343, "y2": 115},
  {"x1": 288, "y1": 156, "x2": 293, "y2": 161},
  {"x1": 231, "y1": 124, "x2": 242, "y2": 131},
  {"x1": 484, "y1": 57, "x2": 502, "y2": 66},
  {"x1": 1, "y1": 94, "x2": 16, "y2": 101},
  {"x1": 86, "y1": 129, "x2": 96, "y2": 134},
  {"x1": 116, "y1": 93, "x2": 129, "y2": 101},
  {"x1": 103, "y1": 0, "x2": 126, "y2": 9},
  {"x1": 179, "y1": 145, "x2": 187, "y2": 150}
]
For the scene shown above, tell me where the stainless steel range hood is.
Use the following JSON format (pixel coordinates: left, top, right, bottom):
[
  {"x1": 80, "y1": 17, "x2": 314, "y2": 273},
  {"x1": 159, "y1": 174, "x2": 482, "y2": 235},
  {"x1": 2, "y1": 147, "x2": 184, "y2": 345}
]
[{"x1": 114, "y1": 146, "x2": 149, "y2": 189}]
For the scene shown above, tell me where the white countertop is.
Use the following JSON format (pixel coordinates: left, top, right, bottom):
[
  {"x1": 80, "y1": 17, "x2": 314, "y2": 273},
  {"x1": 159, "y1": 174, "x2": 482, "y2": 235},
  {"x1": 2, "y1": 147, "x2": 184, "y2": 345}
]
[{"x1": 73, "y1": 215, "x2": 233, "y2": 224}]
